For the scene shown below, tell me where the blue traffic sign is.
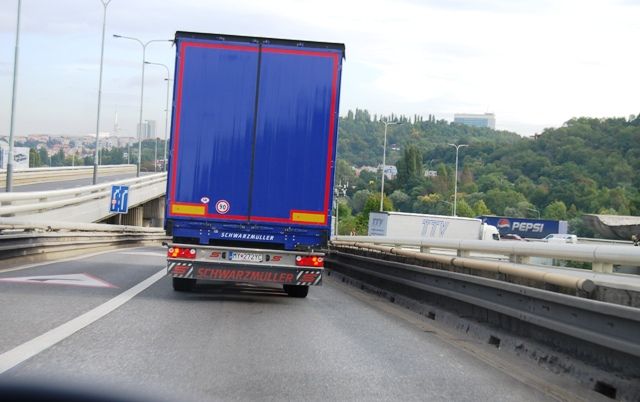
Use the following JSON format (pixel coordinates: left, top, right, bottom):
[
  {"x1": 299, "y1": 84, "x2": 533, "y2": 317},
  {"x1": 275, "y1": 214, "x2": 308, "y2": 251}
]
[{"x1": 110, "y1": 185, "x2": 129, "y2": 213}]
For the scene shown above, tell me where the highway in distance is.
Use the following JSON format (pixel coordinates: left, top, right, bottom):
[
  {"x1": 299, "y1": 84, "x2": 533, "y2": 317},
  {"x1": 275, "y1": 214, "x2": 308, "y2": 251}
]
[
  {"x1": 0, "y1": 247, "x2": 577, "y2": 401},
  {"x1": 0, "y1": 172, "x2": 144, "y2": 192}
]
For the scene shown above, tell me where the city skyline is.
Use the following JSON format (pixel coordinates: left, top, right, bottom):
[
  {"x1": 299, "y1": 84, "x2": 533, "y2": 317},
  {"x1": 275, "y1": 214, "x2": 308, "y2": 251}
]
[{"x1": 1, "y1": 0, "x2": 639, "y2": 138}]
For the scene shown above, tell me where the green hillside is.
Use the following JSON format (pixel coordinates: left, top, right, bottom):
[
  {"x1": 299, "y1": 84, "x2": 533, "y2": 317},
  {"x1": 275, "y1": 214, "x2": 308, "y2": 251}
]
[{"x1": 334, "y1": 111, "x2": 640, "y2": 235}]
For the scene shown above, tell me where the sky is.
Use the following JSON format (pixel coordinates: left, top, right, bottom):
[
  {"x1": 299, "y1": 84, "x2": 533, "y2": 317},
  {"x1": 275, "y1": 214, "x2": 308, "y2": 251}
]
[{"x1": 1, "y1": 0, "x2": 639, "y2": 138}]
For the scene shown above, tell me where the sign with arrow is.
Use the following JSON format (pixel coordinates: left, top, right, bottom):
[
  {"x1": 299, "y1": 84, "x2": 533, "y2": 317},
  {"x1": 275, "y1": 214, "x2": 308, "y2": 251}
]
[
  {"x1": 0, "y1": 273, "x2": 117, "y2": 288},
  {"x1": 110, "y1": 185, "x2": 129, "y2": 213}
]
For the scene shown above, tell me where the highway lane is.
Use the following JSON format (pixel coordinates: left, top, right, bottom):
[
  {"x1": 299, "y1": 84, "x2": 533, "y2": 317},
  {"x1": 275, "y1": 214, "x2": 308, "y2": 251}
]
[
  {"x1": 0, "y1": 172, "x2": 154, "y2": 192},
  {"x1": 0, "y1": 247, "x2": 559, "y2": 401}
]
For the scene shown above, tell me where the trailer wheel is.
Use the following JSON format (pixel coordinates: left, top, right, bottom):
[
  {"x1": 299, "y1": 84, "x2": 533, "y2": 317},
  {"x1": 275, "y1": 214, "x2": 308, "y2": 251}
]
[
  {"x1": 173, "y1": 277, "x2": 196, "y2": 292},
  {"x1": 283, "y1": 285, "x2": 309, "y2": 298}
]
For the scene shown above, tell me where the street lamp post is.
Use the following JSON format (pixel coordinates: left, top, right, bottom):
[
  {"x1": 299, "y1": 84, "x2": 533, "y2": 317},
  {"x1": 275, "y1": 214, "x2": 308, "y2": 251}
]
[
  {"x1": 113, "y1": 35, "x2": 172, "y2": 177},
  {"x1": 92, "y1": 0, "x2": 111, "y2": 185},
  {"x1": 380, "y1": 120, "x2": 398, "y2": 212},
  {"x1": 448, "y1": 143, "x2": 468, "y2": 216},
  {"x1": 527, "y1": 207, "x2": 541, "y2": 219},
  {"x1": 144, "y1": 61, "x2": 171, "y2": 172},
  {"x1": 6, "y1": 0, "x2": 22, "y2": 192},
  {"x1": 334, "y1": 182, "x2": 348, "y2": 236},
  {"x1": 439, "y1": 200, "x2": 454, "y2": 216}
]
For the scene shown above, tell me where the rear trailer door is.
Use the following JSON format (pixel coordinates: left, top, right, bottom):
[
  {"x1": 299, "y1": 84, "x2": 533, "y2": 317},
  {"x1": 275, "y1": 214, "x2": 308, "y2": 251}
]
[
  {"x1": 167, "y1": 33, "x2": 343, "y2": 232},
  {"x1": 249, "y1": 45, "x2": 341, "y2": 227},
  {"x1": 168, "y1": 38, "x2": 259, "y2": 220}
]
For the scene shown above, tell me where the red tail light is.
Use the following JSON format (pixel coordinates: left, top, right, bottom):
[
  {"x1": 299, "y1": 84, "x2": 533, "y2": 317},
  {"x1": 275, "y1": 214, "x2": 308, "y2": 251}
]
[
  {"x1": 295, "y1": 255, "x2": 324, "y2": 267},
  {"x1": 168, "y1": 247, "x2": 196, "y2": 259}
]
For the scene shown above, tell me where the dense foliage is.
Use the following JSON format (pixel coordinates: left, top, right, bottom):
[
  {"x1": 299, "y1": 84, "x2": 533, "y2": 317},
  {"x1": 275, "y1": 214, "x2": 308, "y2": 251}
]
[{"x1": 334, "y1": 110, "x2": 640, "y2": 235}]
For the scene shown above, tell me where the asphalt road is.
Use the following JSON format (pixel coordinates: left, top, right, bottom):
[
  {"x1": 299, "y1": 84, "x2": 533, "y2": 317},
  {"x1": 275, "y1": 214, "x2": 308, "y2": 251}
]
[
  {"x1": 0, "y1": 247, "x2": 558, "y2": 402},
  {"x1": 0, "y1": 172, "x2": 156, "y2": 192}
]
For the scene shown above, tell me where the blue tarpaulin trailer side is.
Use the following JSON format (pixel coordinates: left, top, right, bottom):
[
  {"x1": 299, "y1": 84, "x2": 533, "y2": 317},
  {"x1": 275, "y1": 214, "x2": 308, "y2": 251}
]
[
  {"x1": 479, "y1": 215, "x2": 568, "y2": 239},
  {"x1": 165, "y1": 32, "x2": 344, "y2": 251}
]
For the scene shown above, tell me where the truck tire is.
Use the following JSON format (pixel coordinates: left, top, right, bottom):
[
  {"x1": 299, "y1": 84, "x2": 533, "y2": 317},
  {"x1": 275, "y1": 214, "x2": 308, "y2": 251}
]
[
  {"x1": 283, "y1": 285, "x2": 309, "y2": 298},
  {"x1": 172, "y1": 277, "x2": 196, "y2": 292}
]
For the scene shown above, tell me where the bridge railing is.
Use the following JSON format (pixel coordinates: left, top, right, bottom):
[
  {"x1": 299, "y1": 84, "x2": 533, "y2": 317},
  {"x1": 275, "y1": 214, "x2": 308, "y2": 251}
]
[
  {"x1": 332, "y1": 235, "x2": 640, "y2": 273},
  {"x1": 0, "y1": 219, "x2": 169, "y2": 269},
  {"x1": 0, "y1": 173, "x2": 167, "y2": 222}
]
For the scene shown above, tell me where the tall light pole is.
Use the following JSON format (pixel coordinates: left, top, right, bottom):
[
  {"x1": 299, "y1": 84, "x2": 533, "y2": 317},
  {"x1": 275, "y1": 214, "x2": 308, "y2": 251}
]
[
  {"x1": 92, "y1": 0, "x2": 112, "y2": 185},
  {"x1": 440, "y1": 200, "x2": 454, "y2": 216},
  {"x1": 526, "y1": 207, "x2": 540, "y2": 219},
  {"x1": 144, "y1": 61, "x2": 171, "y2": 172},
  {"x1": 448, "y1": 143, "x2": 468, "y2": 216},
  {"x1": 113, "y1": 35, "x2": 172, "y2": 177},
  {"x1": 380, "y1": 120, "x2": 398, "y2": 211},
  {"x1": 6, "y1": 0, "x2": 22, "y2": 192}
]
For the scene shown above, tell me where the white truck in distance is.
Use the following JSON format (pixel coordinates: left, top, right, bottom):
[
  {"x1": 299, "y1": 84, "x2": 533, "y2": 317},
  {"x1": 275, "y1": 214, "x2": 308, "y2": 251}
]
[{"x1": 368, "y1": 212, "x2": 500, "y2": 241}]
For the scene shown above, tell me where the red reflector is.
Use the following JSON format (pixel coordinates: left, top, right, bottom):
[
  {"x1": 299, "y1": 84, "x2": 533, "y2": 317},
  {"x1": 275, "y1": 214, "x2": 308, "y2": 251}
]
[
  {"x1": 295, "y1": 255, "x2": 324, "y2": 267},
  {"x1": 168, "y1": 247, "x2": 196, "y2": 259}
]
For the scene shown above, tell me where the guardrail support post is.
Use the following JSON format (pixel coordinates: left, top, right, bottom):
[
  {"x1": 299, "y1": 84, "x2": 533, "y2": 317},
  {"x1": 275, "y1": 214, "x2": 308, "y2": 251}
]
[
  {"x1": 592, "y1": 262, "x2": 614, "y2": 273},
  {"x1": 457, "y1": 249, "x2": 470, "y2": 258},
  {"x1": 510, "y1": 255, "x2": 530, "y2": 264}
]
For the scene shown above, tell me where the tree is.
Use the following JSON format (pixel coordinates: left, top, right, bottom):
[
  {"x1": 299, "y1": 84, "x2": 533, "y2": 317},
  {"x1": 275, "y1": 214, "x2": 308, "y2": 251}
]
[
  {"x1": 357, "y1": 194, "x2": 393, "y2": 232},
  {"x1": 335, "y1": 200, "x2": 357, "y2": 235},
  {"x1": 335, "y1": 159, "x2": 356, "y2": 186},
  {"x1": 29, "y1": 148, "x2": 41, "y2": 167},
  {"x1": 351, "y1": 189, "x2": 371, "y2": 214},
  {"x1": 51, "y1": 149, "x2": 65, "y2": 167},
  {"x1": 473, "y1": 199, "x2": 492, "y2": 216},
  {"x1": 543, "y1": 200, "x2": 567, "y2": 220},
  {"x1": 38, "y1": 148, "x2": 49, "y2": 166},
  {"x1": 396, "y1": 145, "x2": 423, "y2": 189},
  {"x1": 484, "y1": 189, "x2": 527, "y2": 216},
  {"x1": 456, "y1": 198, "x2": 475, "y2": 217},
  {"x1": 389, "y1": 190, "x2": 411, "y2": 212}
]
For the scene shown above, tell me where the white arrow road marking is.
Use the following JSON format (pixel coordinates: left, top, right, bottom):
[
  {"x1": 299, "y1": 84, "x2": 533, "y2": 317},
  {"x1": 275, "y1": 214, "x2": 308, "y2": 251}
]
[
  {"x1": 0, "y1": 269, "x2": 165, "y2": 374},
  {"x1": 0, "y1": 273, "x2": 117, "y2": 288}
]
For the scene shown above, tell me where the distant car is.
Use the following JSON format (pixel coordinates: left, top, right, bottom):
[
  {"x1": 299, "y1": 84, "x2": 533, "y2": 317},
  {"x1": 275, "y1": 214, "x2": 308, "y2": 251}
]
[
  {"x1": 501, "y1": 233, "x2": 524, "y2": 241},
  {"x1": 543, "y1": 233, "x2": 578, "y2": 244}
]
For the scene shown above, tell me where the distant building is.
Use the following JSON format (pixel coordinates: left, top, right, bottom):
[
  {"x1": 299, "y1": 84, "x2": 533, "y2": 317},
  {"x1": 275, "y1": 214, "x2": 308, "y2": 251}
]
[
  {"x1": 380, "y1": 164, "x2": 397, "y2": 179},
  {"x1": 137, "y1": 120, "x2": 157, "y2": 139},
  {"x1": 354, "y1": 166, "x2": 378, "y2": 176},
  {"x1": 454, "y1": 113, "x2": 495, "y2": 129}
]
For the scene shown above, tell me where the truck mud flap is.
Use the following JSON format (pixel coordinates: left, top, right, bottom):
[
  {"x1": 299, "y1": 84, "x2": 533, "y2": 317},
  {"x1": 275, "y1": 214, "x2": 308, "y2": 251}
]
[{"x1": 167, "y1": 261, "x2": 322, "y2": 286}]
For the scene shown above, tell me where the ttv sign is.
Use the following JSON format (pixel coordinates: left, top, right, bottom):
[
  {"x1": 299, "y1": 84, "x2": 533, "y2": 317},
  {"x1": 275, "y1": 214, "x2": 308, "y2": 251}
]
[{"x1": 110, "y1": 185, "x2": 129, "y2": 213}]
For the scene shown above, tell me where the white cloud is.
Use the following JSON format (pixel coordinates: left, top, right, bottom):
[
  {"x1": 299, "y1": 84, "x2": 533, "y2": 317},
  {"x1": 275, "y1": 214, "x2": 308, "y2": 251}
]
[{"x1": 0, "y1": 0, "x2": 639, "y2": 137}]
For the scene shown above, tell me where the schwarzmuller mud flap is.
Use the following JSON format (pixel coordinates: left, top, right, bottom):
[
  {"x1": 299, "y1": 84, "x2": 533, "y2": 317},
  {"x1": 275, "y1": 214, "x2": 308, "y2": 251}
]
[{"x1": 168, "y1": 262, "x2": 323, "y2": 286}]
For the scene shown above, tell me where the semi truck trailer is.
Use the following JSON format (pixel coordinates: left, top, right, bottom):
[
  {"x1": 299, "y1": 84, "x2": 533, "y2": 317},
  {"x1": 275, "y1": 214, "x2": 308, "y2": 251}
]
[
  {"x1": 165, "y1": 31, "x2": 345, "y2": 298},
  {"x1": 368, "y1": 211, "x2": 500, "y2": 241}
]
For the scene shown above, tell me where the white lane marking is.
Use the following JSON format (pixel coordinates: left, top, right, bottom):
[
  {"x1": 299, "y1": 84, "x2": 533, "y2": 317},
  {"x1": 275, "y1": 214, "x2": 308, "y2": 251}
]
[
  {"x1": 0, "y1": 269, "x2": 166, "y2": 374},
  {"x1": 0, "y1": 273, "x2": 117, "y2": 289}
]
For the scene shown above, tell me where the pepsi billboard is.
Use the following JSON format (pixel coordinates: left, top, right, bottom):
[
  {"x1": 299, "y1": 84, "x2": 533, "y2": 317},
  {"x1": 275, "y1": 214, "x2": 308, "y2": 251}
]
[{"x1": 478, "y1": 216, "x2": 568, "y2": 239}]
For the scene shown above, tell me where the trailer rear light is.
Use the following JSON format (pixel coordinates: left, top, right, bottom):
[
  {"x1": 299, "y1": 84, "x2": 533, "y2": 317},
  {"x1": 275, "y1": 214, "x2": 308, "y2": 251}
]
[
  {"x1": 168, "y1": 247, "x2": 196, "y2": 259},
  {"x1": 295, "y1": 255, "x2": 324, "y2": 267}
]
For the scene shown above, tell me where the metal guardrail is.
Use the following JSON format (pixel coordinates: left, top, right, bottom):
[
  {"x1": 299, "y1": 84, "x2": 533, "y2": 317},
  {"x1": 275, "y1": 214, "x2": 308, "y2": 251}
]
[
  {"x1": 333, "y1": 235, "x2": 640, "y2": 273},
  {"x1": 0, "y1": 173, "x2": 166, "y2": 219},
  {"x1": 327, "y1": 245, "x2": 640, "y2": 398},
  {"x1": 332, "y1": 240, "x2": 596, "y2": 291},
  {"x1": 0, "y1": 220, "x2": 169, "y2": 268}
]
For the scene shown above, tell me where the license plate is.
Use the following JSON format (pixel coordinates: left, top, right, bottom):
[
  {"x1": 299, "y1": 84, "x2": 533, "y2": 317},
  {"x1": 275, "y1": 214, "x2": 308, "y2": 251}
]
[{"x1": 230, "y1": 252, "x2": 263, "y2": 262}]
